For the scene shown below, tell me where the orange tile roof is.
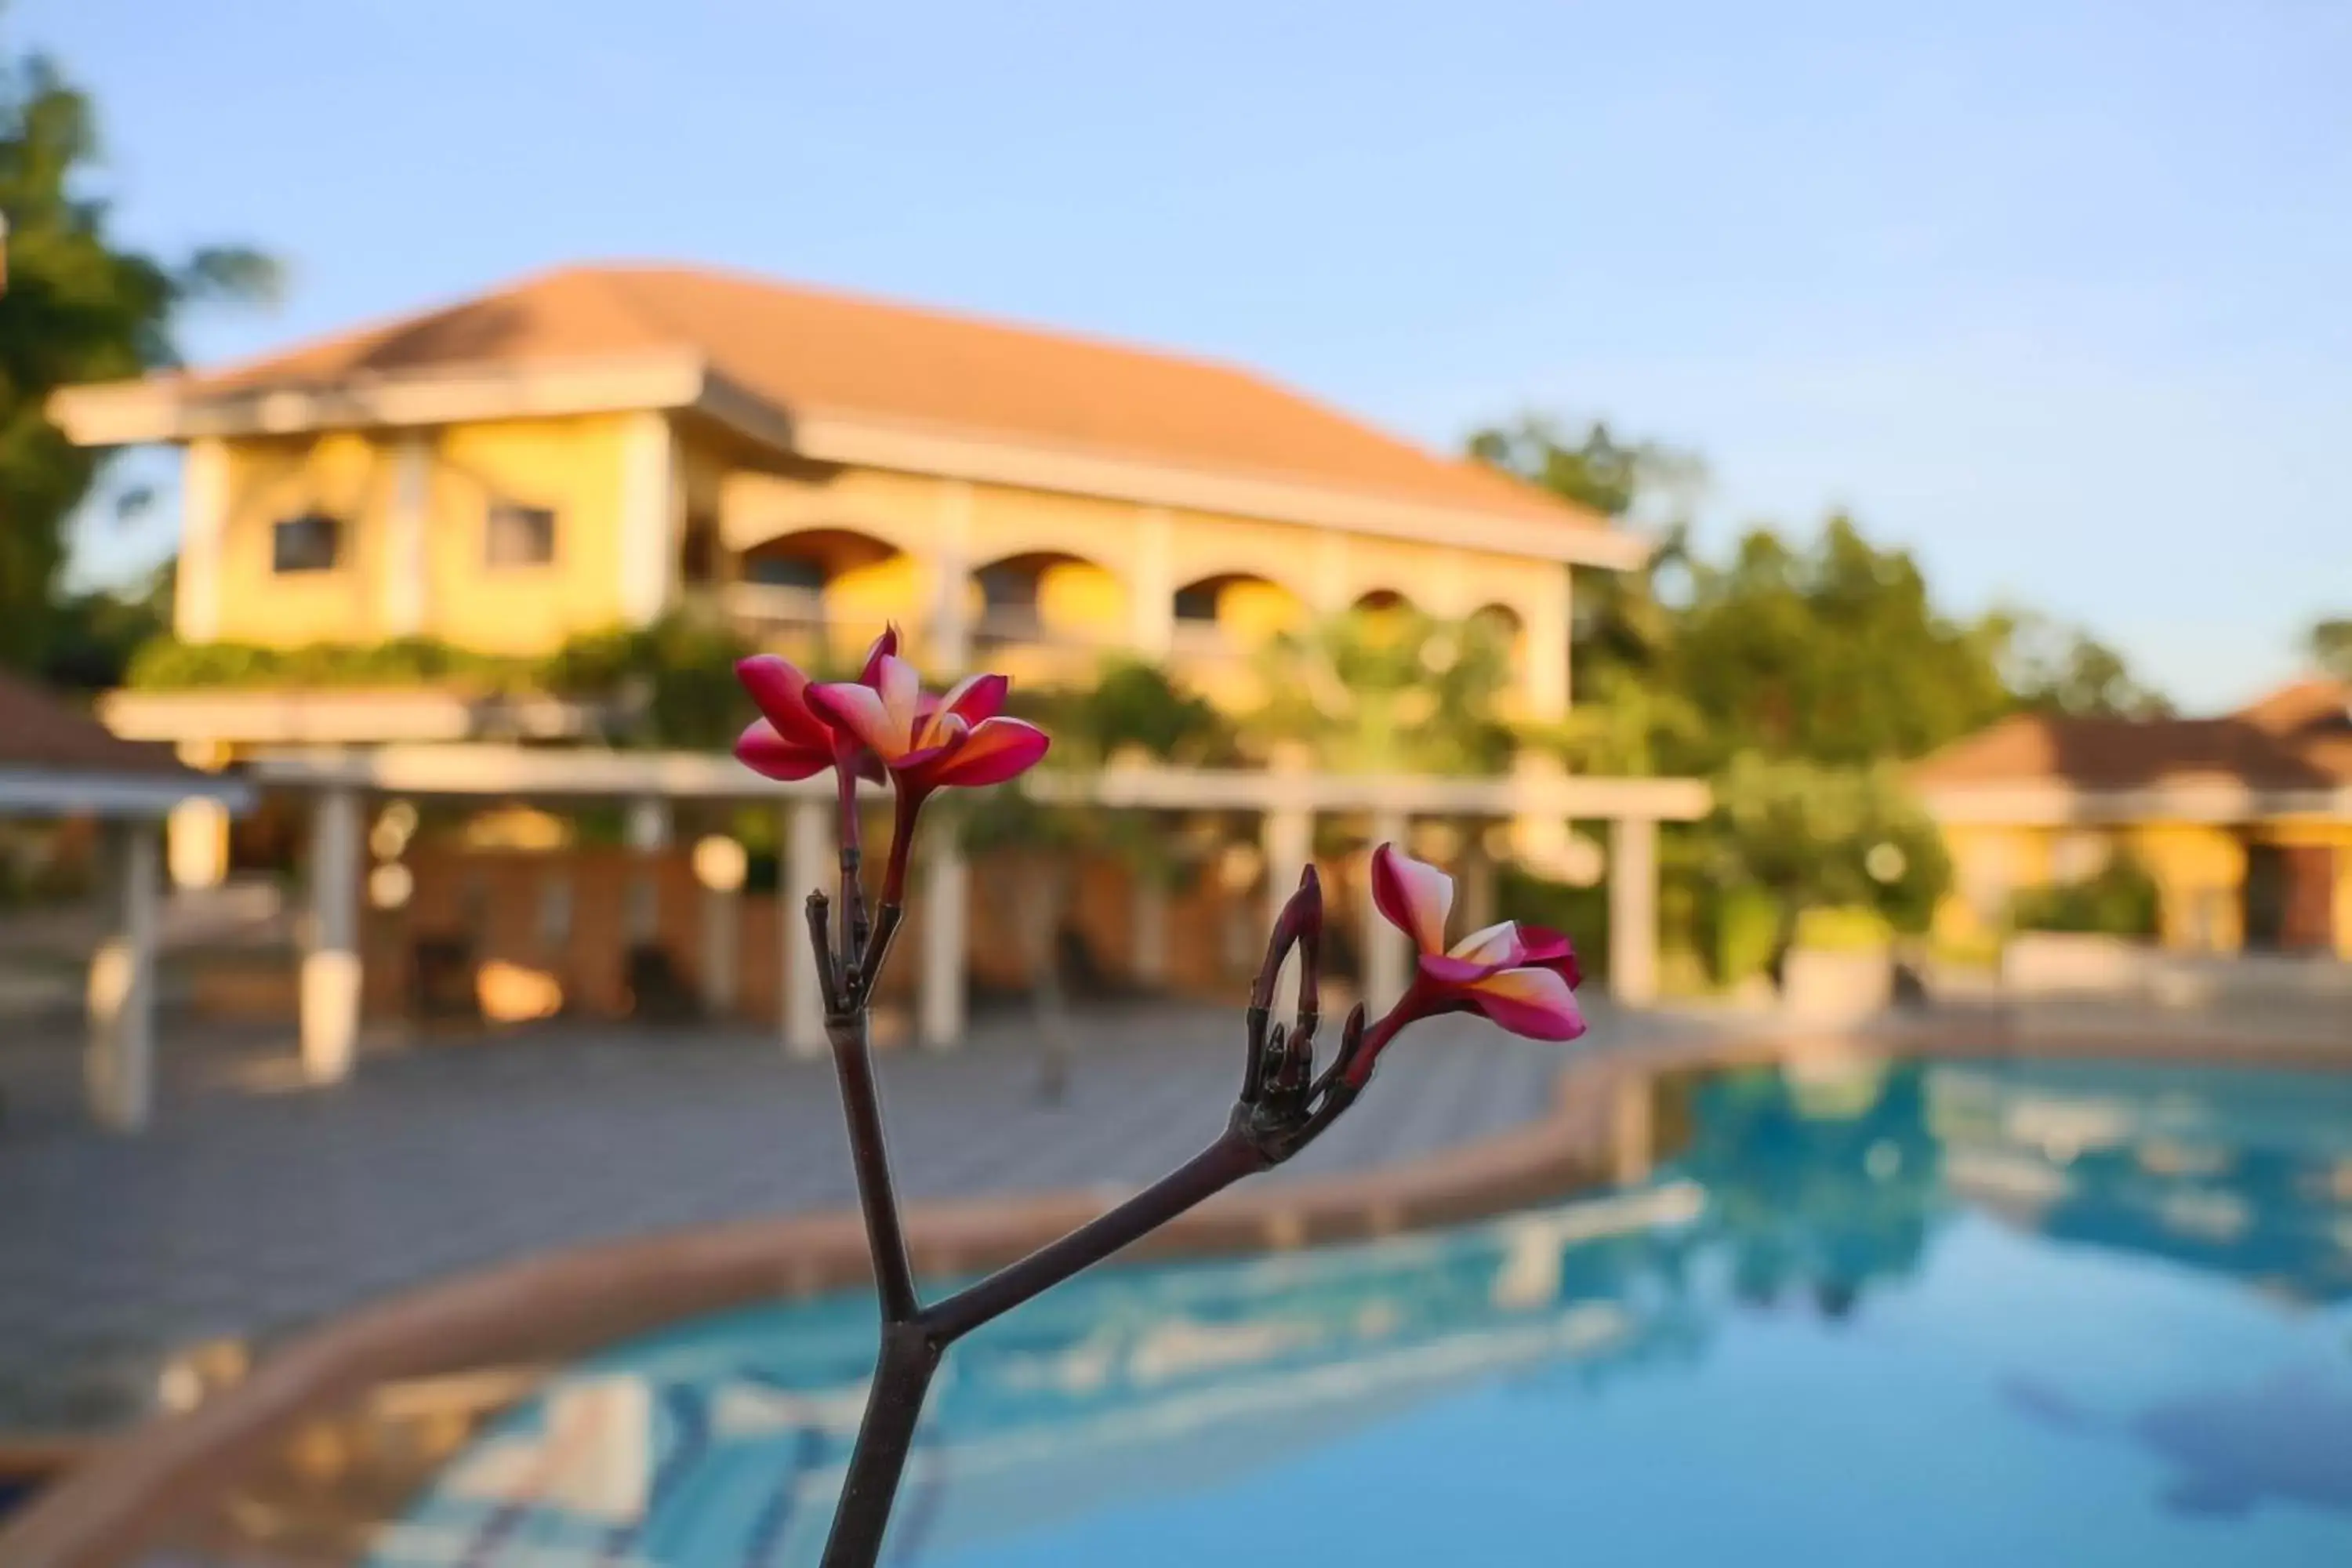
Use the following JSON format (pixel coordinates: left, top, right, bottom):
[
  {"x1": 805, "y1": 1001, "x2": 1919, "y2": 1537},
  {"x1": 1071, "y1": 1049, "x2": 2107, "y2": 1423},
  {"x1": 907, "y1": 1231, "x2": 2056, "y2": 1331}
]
[
  {"x1": 0, "y1": 672, "x2": 196, "y2": 778},
  {"x1": 1911, "y1": 679, "x2": 2352, "y2": 792},
  {"x1": 185, "y1": 264, "x2": 1602, "y2": 531}
]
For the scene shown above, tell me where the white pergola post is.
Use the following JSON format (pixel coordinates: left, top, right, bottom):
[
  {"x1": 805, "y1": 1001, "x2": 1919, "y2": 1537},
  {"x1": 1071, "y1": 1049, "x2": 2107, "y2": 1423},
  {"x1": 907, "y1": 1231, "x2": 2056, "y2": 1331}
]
[
  {"x1": 625, "y1": 796, "x2": 671, "y2": 945},
  {"x1": 918, "y1": 841, "x2": 968, "y2": 1050},
  {"x1": 1261, "y1": 801, "x2": 1313, "y2": 1018},
  {"x1": 1130, "y1": 873, "x2": 1170, "y2": 989},
  {"x1": 166, "y1": 794, "x2": 230, "y2": 891},
  {"x1": 1363, "y1": 808, "x2": 1410, "y2": 1014},
  {"x1": 1459, "y1": 830, "x2": 1498, "y2": 933},
  {"x1": 85, "y1": 818, "x2": 160, "y2": 1131},
  {"x1": 301, "y1": 786, "x2": 364, "y2": 1083},
  {"x1": 1609, "y1": 815, "x2": 1660, "y2": 1007},
  {"x1": 697, "y1": 843, "x2": 741, "y2": 1018},
  {"x1": 783, "y1": 797, "x2": 829, "y2": 1058}
]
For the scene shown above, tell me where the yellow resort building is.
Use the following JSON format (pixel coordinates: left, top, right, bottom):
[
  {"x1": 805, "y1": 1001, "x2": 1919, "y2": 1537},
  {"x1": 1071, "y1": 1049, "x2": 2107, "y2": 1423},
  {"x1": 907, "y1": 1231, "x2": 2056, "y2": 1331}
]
[
  {"x1": 1914, "y1": 678, "x2": 2352, "y2": 960},
  {"x1": 50, "y1": 263, "x2": 1703, "y2": 1076}
]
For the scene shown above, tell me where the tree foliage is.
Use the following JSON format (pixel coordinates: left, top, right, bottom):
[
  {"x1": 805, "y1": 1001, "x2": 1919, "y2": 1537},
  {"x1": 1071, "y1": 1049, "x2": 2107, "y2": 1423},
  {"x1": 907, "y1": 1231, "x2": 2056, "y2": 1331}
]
[
  {"x1": 1709, "y1": 755, "x2": 1951, "y2": 936},
  {"x1": 1994, "y1": 610, "x2": 2174, "y2": 720},
  {"x1": 1468, "y1": 416, "x2": 2176, "y2": 955},
  {"x1": 2307, "y1": 617, "x2": 2352, "y2": 684},
  {"x1": 1248, "y1": 607, "x2": 1517, "y2": 775},
  {"x1": 0, "y1": 27, "x2": 277, "y2": 672}
]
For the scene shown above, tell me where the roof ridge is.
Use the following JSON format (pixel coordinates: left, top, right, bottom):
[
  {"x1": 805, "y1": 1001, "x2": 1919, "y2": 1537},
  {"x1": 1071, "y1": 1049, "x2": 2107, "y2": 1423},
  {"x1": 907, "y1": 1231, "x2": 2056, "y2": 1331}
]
[
  {"x1": 561, "y1": 265, "x2": 706, "y2": 354},
  {"x1": 582, "y1": 260, "x2": 1261, "y2": 381}
]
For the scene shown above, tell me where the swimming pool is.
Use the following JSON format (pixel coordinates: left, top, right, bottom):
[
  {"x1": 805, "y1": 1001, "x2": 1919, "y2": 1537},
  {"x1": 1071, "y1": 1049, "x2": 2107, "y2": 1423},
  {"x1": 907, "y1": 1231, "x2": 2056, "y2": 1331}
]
[{"x1": 368, "y1": 1054, "x2": 2352, "y2": 1565}]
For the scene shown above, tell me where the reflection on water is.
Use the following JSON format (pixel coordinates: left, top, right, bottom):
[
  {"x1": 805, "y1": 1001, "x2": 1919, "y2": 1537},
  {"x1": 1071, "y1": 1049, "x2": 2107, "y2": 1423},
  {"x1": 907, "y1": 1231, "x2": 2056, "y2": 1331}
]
[{"x1": 368, "y1": 1056, "x2": 2352, "y2": 1566}]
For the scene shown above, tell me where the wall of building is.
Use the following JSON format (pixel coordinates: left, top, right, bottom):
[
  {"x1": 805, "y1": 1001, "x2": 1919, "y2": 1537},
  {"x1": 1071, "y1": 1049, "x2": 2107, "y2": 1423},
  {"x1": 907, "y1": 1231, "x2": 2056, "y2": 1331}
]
[
  {"x1": 1933, "y1": 817, "x2": 2352, "y2": 959},
  {"x1": 201, "y1": 416, "x2": 642, "y2": 652},
  {"x1": 720, "y1": 466, "x2": 1573, "y2": 712}
]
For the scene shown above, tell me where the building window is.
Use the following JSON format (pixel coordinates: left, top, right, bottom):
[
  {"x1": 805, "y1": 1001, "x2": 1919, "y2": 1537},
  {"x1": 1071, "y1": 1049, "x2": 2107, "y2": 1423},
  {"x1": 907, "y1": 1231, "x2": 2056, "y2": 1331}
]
[
  {"x1": 270, "y1": 512, "x2": 344, "y2": 574},
  {"x1": 1174, "y1": 583, "x2": 1221, "y2": 622},
  {"x1": 744, "y1": 554, "x2": 826, "y2": 591},
  {"x1": 977, "y1": 563, "x2": 1040, "y2": 625},
  {"x1": 486, "y1": 502, "x2": 558, "y2": 567},
  {"x1": 679, "y1": 511, "x2": 720, "y2": 586}
]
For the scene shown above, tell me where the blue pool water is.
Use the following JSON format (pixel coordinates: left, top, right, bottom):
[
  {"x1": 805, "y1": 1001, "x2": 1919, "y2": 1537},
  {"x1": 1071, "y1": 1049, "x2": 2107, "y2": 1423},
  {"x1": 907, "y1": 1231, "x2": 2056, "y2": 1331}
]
[{"x1": 370, "y1": 1055, "x2": 2352, "y2": 1566}]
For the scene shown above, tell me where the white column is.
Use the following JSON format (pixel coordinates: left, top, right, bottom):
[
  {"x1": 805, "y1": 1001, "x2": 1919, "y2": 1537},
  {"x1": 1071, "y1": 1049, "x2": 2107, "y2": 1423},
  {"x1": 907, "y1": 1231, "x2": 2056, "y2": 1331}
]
[
  {"x1": 1131, "y1": 873, "x2": 1169, "y2": 988},
  {"x1": 301, "y1": 787, "x2": 364, "y2": 1083},
  {"x1": 383, "y1": 434, "x2": 431, "y2": 635},
  {"x1": 1131, "y1": 506, "x2": 1174, "y2": 659},
  {"x1": 1261, "y1": 802, "x2": 1314, "y2": 1018},
  {"x1": 919, "y1": 843, "x2": 968, "y2": 1050},
  {"x1": 1527, "y1": 568, "x2": 1571, "y2": 720},
  {"x1": 1311, "y1": 532, "x2": 1352, "y2": 614},
  {"x1": 1609, "y1": 815, "x2": 1659, "y2": 1007},
  {"x1": 617, "y1": 412, "x2": 677, "y2": 627},
  {"x1": 85, "y1": 818, "x2": 160, "y2": 1131},
  {"x1": 1363, "y1": 808, "x2": 1409, "y2": 1014},
  {"x1": 784, "y1": 797, "x2": 829, "y2": 1057},
  {"x1": 931, "y1": 479, "x2": 974, "y2": 673},
  {"x1": 167, "y1": 796, "x2": 230, "y2": 891},
  {"x1": 176, "y1": 438, "x2": 229, "y2": 641}
]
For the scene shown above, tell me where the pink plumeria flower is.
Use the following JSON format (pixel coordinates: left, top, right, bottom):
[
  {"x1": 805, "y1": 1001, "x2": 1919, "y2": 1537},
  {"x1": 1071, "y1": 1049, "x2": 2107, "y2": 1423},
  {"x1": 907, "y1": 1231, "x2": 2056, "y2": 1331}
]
[
  {"x1": 1353, "y1": 842, "x2": 1585, "y2": 1077},
  {"x1": 734, "y1": 628, "x2": 902, "y2": 782},
  {"x1": 806, "y1": 652, "x2": 1050, "y2": 807}
]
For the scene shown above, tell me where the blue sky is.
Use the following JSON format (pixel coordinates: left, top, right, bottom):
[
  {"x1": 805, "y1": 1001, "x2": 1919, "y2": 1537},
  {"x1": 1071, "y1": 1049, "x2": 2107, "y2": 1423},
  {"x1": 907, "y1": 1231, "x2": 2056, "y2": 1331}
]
[{"x1": 22, "y1": 0, "x2": 2350, "y2": 710}]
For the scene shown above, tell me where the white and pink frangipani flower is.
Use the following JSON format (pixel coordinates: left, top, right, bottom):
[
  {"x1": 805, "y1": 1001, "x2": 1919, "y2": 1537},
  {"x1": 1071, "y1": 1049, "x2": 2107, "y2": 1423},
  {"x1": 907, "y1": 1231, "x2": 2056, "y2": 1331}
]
[
  {"x1": 805, "y1": 652, "x2": 1050, "y2": 804},
  {"x1": 734, "y1": 627, "x2": 902, "y2": 783},
  {"x1": 1363, "y1": 841, "x2": 1587, "y2": 1052}
]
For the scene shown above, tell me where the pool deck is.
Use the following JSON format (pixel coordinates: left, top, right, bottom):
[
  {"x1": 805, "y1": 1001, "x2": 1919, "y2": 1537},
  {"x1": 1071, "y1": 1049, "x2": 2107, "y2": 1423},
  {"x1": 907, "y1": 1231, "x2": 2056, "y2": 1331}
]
[{"x1": 0, "y1": 1000, "x2": 1719, "y2": 1437}]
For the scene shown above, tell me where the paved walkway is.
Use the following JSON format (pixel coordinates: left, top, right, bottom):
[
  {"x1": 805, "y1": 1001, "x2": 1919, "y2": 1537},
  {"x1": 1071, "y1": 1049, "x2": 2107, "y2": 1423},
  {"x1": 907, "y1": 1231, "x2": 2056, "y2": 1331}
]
[{"x1": 0, "y1": 1002, "x2": 1628, "y2": 1434}]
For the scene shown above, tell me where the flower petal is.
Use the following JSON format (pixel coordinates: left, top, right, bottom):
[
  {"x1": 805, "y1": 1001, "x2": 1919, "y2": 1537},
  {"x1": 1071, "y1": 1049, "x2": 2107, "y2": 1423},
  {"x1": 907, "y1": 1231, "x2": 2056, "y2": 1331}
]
[
  {"x1": 1465, "y1": 966, "x2": 1588, "y2": 1042},
  {"x1": 916, "y1": 674, "x2": 1004, "y2": 746},
  {"x1": 1512, "y1": 924, "x2": 1583, "y2": 990},
  {"x1": 1370, "y1": 843, "x2": 1454, "y2": 954},
  {"x1": 1419, "y1": 951, "x2": 1513, "y2": 986},
  {"x1": 1446, "y1": 920, "x2": 1523, "y2": 967},
  {"x1": 942, "y1": 672, "x2": 1010, "y2": 727},
  {"x1": 872, "y1": 655, "x2": 922, "y2": 751},
  {"x1": 927, "y1": 717, "x2": 1050, "y2": 787},
  {"x1": 859, "y1": 626, "x2": 901, "y2": 684},
  {"x1": 734, "y1": 719, "x2": 832, "y2": 781},
  {"x1": 735, "y1": 655, "x2": 831, "y2": 747},
  {"x1": 808, "y1": 681, "x2": 904, "y2": 758}
]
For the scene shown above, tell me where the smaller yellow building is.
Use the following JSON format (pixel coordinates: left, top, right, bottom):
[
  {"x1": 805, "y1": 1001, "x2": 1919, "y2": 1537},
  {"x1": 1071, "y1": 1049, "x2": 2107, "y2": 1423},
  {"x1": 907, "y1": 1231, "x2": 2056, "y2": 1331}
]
[{"x1": 1914, "y1": 679, "x2": 2352, "y2": 959}]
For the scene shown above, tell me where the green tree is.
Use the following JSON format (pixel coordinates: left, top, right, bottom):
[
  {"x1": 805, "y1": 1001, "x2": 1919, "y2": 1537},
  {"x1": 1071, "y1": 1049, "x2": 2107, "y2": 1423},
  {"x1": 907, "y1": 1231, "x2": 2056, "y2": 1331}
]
[
  {"x1": 1249, "y1": 607, "x2": 1516, "y2": 775},
  {"x1": 2307, "y1": 617, "x2": 2352, "y2": 683},
  {"x1": 1, "y1": 26, "x2": 277, "y2": 672},
  {"x1": 1994, "y1": 610, "x2": 2174, "y2": 719},
  {"x1": 1467, "y1": 415, "x2": 1703, "y2": 523},
  {"x1": 1710, "y1": 754, "x2": 1951, "y2": 938},
  {"x1": 1668, "y1": 517, "x2": 2013, "y2": 770}
]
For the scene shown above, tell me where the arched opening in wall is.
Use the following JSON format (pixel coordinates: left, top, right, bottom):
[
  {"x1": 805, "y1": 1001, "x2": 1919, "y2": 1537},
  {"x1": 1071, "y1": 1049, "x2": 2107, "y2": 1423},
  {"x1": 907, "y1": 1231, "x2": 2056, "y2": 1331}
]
[
  {"x1": 1347, "y1": 588, "x2": 1422, "y2": 650},
  {"x1": 1470, "y1": 601, "x2": 1529, "y2": 689},
  {"x1": 970, "y1": 551, "x2": 1127, "y2": 647},
  {"x1": 731, "y1": 528, "x2": 907, "y2": 659},
  {"x1": 1172, "y1": 573, "x2": 1308, "y2": 652}
]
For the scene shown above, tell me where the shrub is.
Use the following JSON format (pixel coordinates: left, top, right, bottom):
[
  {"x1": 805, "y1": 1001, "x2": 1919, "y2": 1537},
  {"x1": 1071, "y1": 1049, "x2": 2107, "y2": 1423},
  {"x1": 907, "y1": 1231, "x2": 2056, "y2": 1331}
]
[{"x1": 2010, "y1": 853, "x2": 2161, "y2": 938}]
